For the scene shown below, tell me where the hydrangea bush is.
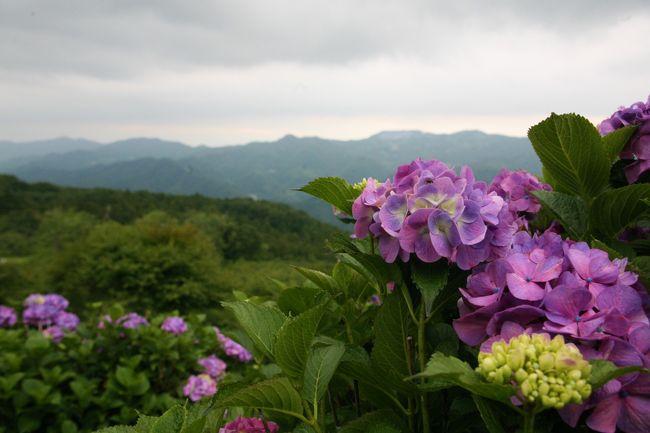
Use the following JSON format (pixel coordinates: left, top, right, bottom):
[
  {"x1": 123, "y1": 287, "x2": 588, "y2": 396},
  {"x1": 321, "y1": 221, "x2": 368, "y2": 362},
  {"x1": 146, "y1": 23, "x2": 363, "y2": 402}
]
[{"x1": 75, "y1": 94, "x2": 650, "y2": 433}]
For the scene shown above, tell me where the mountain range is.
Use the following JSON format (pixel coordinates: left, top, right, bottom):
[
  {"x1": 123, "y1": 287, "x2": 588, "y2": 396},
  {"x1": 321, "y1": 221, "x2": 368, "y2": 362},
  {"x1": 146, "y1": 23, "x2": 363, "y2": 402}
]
[{"x1": 0, "y1": 131, "x2": 541, "y2": 223}]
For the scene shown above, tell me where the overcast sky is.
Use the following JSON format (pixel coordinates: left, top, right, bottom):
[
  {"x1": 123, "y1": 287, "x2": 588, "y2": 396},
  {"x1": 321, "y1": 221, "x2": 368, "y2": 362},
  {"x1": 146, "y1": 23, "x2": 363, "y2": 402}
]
[{"x1": 1, "y1": 1, "x2": 649, "y2": 146}]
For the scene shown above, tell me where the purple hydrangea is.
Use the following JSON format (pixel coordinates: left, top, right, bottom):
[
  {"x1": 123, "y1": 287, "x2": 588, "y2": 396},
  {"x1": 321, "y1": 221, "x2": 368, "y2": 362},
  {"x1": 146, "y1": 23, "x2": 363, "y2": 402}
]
[
  {"x1": 488, "y1": 169, "x2": 551, "y2": 214},
  {"x1": 116, "y1": 312, "x2": 149, "y2": 329},
  {"x1": 0, "y1": 305, "x2": 17, "y2": 327},
  {"x1": 183, "y1": 374, "x2": 217, "y2": 401},
  {"x1": 198, "y1": 355, "x2": 227, "y2": 379},
  {"x1": 161, "y1": 316, "x2": 188, "y2": 335},
  {"x1": 351, "y1": 159, "x2": 536, "y2": 270},
  {"x1": 598, "y1": 95, "x2": 650, "y2": 184},
  {"x1": 452, "y1": 229, "x2": 650, "y2": 433},
  {"x1": 219, "y1": 416, "x2": 279, "y2": 433},
  {"x1": 22, "y1": 293, "x2": 70, "y2": 327},
  {"x1": 214, "y1": 327, "x2": 253, "y2": 362},
  {"x1": 55, "y1": 311, "x2": 80, "y2": 331},
  {"x1": 42, "y1": 325, "x2": 65, "y2": 343}
]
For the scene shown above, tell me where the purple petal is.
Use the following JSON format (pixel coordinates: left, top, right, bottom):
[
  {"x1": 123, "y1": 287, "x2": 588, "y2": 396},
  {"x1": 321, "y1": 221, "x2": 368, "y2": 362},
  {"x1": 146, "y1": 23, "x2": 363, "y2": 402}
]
[
  {"x1": 586, "y1": 395, "x2": 622, "y2": 433},
  {"x1": 596, "y1": 284, "x2": 643, "y2": 317},
  {"x1": 545, "y1": 286, "x2": 593, "y2": 324},
  {"x1": 378, "y1": 194, "x2": 408, "y2": 236},
  {"x1": 506, "y1": 273, "x2": 546, "y2": 301},
  {"x1": 428, "y1": 210, "x2": 460, "y2": 258},
  {"x1": 620, "y1": 396, "x2": 650, "y2": 433},
  {"x1": 457, "y1": 202, "x2": 487, "y2": 245},
  {"x1": 486, "y1": 305, "x2": 545, "y2": 336}
]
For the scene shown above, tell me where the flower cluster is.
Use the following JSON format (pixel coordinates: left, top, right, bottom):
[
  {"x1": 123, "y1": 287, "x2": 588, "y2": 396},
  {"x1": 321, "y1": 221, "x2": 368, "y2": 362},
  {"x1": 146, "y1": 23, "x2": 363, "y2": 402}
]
[
  {"x1": 352, "y1": 159, "x2": 546, "y2": 269},
  {"x1": 0, "y1": 305, "x2": 17, "y2": 327},
  {"x1": 198, "y1": 355, "x2": 227, "y2": 380},
  {"x1": 182, "y1": 374, "x2": 217, "y2": 402},
  {"x1": 214, "y1": 327, "x2": 253, "y2": 362},
  {"x1": 116, "y1": 312, "x2": 149, "y2": 329},
  {"x1": 478, "y1": 333, "x2": 592, "y2": 409},
  {"x1": 454, "y1": 229, "x2": 650, "y2": 433},
  {"x1": 21, "y1": 294, "x2": 79, "y2": 342},
  {"x1": 598, "y1": 95, "x2": 650, "y2": 184},
  {"x1": 488, "y1": 169, "x2": 551, "y2": 215},
  {"x1": 161, "y1": 316, "x2": 188, "y2": 335},
  {"x1": 219, "y1": 416, "x2": 279, "y2": 433}
]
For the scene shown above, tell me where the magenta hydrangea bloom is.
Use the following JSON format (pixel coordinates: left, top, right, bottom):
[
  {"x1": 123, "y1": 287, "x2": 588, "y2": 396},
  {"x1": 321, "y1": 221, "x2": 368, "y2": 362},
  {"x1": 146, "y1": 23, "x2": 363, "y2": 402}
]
[
  {"x1": 0, "y1": 305, "x2": 17, "y2": 327},
  {"x1": 198, "y1": 355, "x2": 227, "y2": 379},
  {"x1": 214, "y1": 327, "x2": 253, "y2": 362},
  {"x1": 183, "y1": 374, "x2": 217, "y2": 401},
  {"x1": 488, "y1": 168, "x2": 551, "y2": 214},
  {"x1": 116, "y1": 312, "x2": 149, "y2": 329},
  {"x1": 351, "y1": 159, "x2": 533, "y2": 269},
  {"x1": 598, "y1": 95, "x2": 650, "y2": 183},
  {"x1": 453, "y1": 229, "x2": 650, "y2": 433},
  {"x1": 42, "y1": 325, "x2": 65, "y2": 343},
  {"x1": 161, "y1": 316, "x2": 188, "y2": 335},
  {"x1": 55, "y1": 311, "x2": 80, "y2": 331},
  {"x1": 219, "y1": 416, "x2": 279, "y2": 433}
]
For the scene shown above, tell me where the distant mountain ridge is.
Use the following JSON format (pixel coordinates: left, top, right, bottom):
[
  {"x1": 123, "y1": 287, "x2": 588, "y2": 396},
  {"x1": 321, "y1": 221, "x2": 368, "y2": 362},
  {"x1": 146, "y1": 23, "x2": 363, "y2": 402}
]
[{"x1": 0, "y1": 130, "x2": 541, "y2": 223}]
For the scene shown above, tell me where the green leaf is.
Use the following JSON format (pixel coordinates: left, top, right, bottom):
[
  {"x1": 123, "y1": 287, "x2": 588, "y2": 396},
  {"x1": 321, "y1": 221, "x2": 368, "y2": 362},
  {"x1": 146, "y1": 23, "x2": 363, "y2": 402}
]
[
  {"x1": 25, "y1": 334, "x2": 50, "y2": 351},
  {"x1": 92, "y1": 427, "x2": 136, "y2": 433},
  {"x1": 411, "y1": 260, "x2": 449, "y2": 316},
  {"x1": 338, "y1": 410, "x2": 404, "y2": 433},
  {"x1": 21, "y1": 378, "x2": 51, "y2": 402},
  {"x1": 370, "y1": 293, "x2": 418, "y2": 394},
  {"x1": 274, "y1": 303, "x2": 328, "y2": 378},
  {"x1": 528, "y1": 113, "x2": 609, "y2": 200},
  {"x1": 415, "y1": 353, "x2": 516, "y2": 403},
  {"x1": 532, "y1": 191, "x2": 588, "y2": 239},
  {"x1": 218, "y1": 377, "x2": 304, "y2": 420},
  {"x1": 115, "y1": 367, "x2": 150, "y2": 395},
  {"x1": 472, "y1": 395, "x2": 506, "y2": 433},
  {"x1": 301, "y1": 341, "x2": 346, "y2": 407},
  {"x1": 223, "y1": 301, "x2": 287, "y2": 357},
  {"x1": 589, "y1": 359, "x2": 650, "y2": 389},
  {"x1": 297, "y1": 177, "x2": 358, "y2": 215},
  {"x1": 134, "y1": 415, "x2": 157, "y2": 433},
  {"x1": 603, "y1": 124, "x2": 639, "y2": 162},
  {"x1": 277, "y1": 287, "x2": 329, "y2": 315},
  {"x1": 292, "y1": 266, "x2": 340, "y2": 295},
  {"x1": 590, "y1": 184, "x2": 650, "y2": 239},
  {"x1": 337, "y1": 252, "x2": 401, "y2": 291},
  {"x1": 151, "y1": 405, "x2": 185, "y2": 433}
]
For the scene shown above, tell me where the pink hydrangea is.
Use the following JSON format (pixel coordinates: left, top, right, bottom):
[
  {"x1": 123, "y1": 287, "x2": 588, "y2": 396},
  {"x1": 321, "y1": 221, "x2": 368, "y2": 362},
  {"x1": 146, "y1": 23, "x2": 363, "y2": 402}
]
[
  {"x1": 183, "y1": 374, "x2": 217, "y2": 402},
  {"x1": 219, "y1": 416, "x2": 279, "y2": 433},
  {"x1": 161, "y1": 316, "x2": 187, "y2": 335},
  {"x1": 198, "y1": 355, "x2": 227, "y2": 379}
]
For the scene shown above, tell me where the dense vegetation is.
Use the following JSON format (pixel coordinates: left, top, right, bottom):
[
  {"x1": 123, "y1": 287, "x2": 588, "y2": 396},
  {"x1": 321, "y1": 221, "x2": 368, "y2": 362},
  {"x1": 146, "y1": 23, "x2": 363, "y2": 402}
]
[{"x1": 0, "y1": 174, "x2": 337, "y2": 314}]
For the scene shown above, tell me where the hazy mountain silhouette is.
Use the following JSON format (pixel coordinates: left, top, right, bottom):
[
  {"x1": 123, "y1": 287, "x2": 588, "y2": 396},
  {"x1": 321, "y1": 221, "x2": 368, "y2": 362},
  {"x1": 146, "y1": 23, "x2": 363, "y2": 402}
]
[{"x1": 0, "y1": 130, "x2": 541, "y2": 223}]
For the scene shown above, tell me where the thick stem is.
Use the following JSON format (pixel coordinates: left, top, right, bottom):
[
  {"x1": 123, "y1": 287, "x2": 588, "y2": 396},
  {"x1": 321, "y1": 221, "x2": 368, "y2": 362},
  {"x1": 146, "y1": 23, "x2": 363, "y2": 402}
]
[
  {"x1": 418, "y1": 304, "x2": 431, "y2": 433},
  {"x1": 522, "y1": 411, "x2": 536, "y2": 433}
]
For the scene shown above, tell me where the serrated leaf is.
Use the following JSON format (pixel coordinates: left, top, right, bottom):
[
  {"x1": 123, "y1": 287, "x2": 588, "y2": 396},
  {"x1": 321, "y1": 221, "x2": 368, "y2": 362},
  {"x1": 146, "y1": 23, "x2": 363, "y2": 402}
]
[
  {"x1": 292, "y1": 266, "x2": 339, "y2": 295},
  {"x1": 603, "y1": 124, "x2": 639, "y2": 162},
  {"x1": 472, "y1": 395, "x2": 506, "y2": 433},
  {"x1": 223, "y1": 302, "x2": 287, "y2": 358},
  {"x1": 274, "y1": 303, "x2": 328, "y2": 378},
  {"x1": 297, "y1": 177, "x2": 357, "y2": 215},
  {"x1": 528, "y1": 113, "x2": 609, "y2": 200},
  {"x1": 134, "y1": 415, "x2": 156, "y2": 433},
  {"x1": 337, "y1": 252, "x2": 401, "y2": 291},
  {"x1": 589, "y1": 359, "x2": 650, "y2": 389},
  {"x1": 370, "y1": 294, "x2": 418, "y2": 394},
  {"x1": 277, "y1": 287, "x2": 329, "y2": 316},
  {"x1": 302, "y1": 341, "x2": 345, "y2": 406},
  {"x1": 533, "y1": 191, "x2": 588, "y2": 239},
  {"x1": 218, "y1": 377, "x2": 304, "y2": 420},
  {"x1": 338, "y1": 410, "x2": 404, "y2": 433},
  {"x1": 93, "y1": 427, "x2": 137, "y2": 433},
  {"x1": 411, "y1": 261, "x2": 448, "y2": 316},
  {"x1": 590, "y1": 184, "x2": 650, "y2": 239},
  {"x1": 151, "y1": 405, "x2": 185, "y2": 433},
  {"x1": 414, "y1": 353, "x2": 516, "y2": 403}
]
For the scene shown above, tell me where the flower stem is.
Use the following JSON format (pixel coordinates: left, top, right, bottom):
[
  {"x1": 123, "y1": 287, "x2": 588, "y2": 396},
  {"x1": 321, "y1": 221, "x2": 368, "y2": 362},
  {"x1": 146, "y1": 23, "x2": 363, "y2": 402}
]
[
  {"x1": 522, "y1": 410, "x2": 536, "y2": 433},
  {"x1": 418, "y1": 304, "x2": 431, "y2": 433}
]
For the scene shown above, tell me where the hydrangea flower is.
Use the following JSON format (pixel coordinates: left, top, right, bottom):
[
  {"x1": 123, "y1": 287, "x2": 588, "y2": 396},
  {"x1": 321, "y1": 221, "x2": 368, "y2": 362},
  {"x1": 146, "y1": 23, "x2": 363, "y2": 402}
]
[
  {"x1": 478, "y1": 333, "x2": 592, "y2": 409},
  {"x1": 598, "y1": 95, "x2": 650, "y2": 183},
  {"x1": 351, "y1": 159, "x2": 544, "y2": 269},
  {"x1": 97, "y1": 314, "x2": 113, "y2": 329},
  {"x1": 183, "y1": 374, "x2": 217, "y2": 401},
  {"x1": 55, "y1": 311, "x2": 80, "y2": 331},
  {"x1": 42, "y1": 325, "x2": 65, "y2": 343},
  {"x1": 198, "y1": 355, "x2": 227, "y2": 379},
  {"x1": 116, "y1": 312, "x2": 149, "y2": 329},
  {"x1": 214, "y1": 327, "x2": 253, "y2": 362},
  {"x1": 454, "y1": 229, "x2": 650, "y2": 432},
  {"x1": 219, "y1": 417, "x2": 279, "y2": 433},
  {"x1": 161, "y1": 316, "x2": 188, "y2": 335},
  {"x1": 22, "y1": 293, "x2": 70, "y2": 327},
  {"x1": 489, "y1": 169, "x2": 551, "y2": 214},
  {"x1": 0, "y1": 305, "x2": 17, "y2": 327}
]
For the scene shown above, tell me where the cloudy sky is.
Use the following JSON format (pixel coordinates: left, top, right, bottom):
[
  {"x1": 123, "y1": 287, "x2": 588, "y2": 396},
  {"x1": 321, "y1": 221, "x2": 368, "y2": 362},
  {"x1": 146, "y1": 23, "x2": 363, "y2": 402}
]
[{"x1": 1, "y1": 1, "x2": 649, "y2": 146}]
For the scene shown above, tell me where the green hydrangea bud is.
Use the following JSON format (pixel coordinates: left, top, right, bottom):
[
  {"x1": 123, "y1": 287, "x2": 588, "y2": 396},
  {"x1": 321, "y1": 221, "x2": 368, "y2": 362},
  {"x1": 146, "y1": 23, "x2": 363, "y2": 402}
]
[
  {"x1": 353, "y1": 178, "x2": 368, "y2": 193},
  {"x1": 476, "y1": 333, "x2": 592, "y2": 410}
]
